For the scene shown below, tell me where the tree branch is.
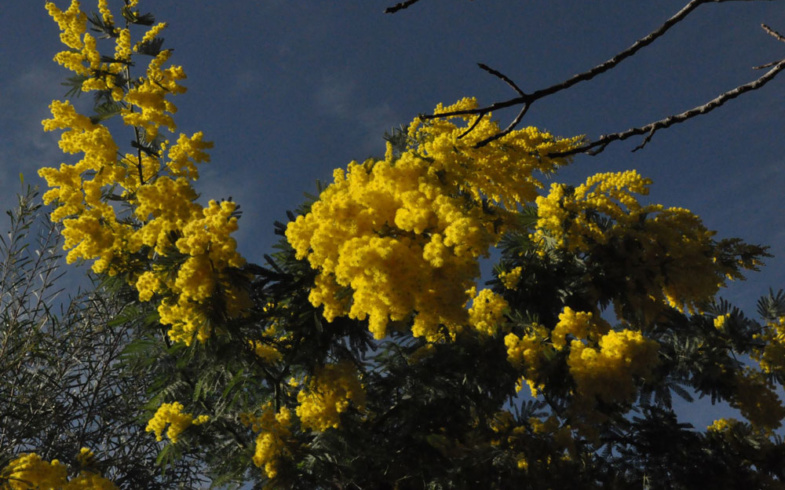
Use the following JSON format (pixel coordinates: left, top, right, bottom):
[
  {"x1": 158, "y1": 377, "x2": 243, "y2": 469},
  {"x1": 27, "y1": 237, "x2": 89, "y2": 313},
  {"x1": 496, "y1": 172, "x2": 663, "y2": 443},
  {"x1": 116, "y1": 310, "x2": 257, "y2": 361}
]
[
  {"x1": 384, "y1": 0, "x2": 423, "y2": 14},
  {"x1": 420, "y1": 1, "x2": 710, "y2": 135},
  {"x1": 553, "y1": 58, "x2": 785, "y2": 157},
  {"x1": 415, "y1": 0, "x2": 782, "y2": 152}
]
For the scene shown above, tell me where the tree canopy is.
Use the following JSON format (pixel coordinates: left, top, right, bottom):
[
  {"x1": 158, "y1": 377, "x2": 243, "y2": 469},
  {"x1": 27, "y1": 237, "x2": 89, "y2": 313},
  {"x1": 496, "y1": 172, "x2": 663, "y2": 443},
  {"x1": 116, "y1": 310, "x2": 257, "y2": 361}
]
[{"x1": 3, "y1": 1, "x2": 785, "y2": 489}]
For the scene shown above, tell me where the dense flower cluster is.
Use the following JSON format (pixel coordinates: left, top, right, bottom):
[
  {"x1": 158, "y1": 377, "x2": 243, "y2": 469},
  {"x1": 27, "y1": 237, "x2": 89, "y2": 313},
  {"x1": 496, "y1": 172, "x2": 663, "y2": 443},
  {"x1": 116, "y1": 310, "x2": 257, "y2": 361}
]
[
  {"x1": 145, "y1": 401, "x2": 209, "y2": 443},
  {"x1": 40, "y1": 0, "x2": 247, "y2": 345},
  {"x1": 287, "y1": 99, "x2": 581, "y2": 339},
  {"x1": 468, "y1": 288, "x2": 509, "y2": 335},
  {"x1": 753, "y1": 316, "x2": 785, "y2": 376},
  {"x1": 504, "y1": 324, "x2": 552, "y2": 397},
  {"x1": 707, "y1": 418, "x2": 740, "y2": 433},
  {"x1": 240, "y1": 403, "x2": 293, "y2": 479},
  {"x1": 567, "y1": 329, "x2": 660, "y2": 408},
  {"x1": 551, "y1": 307, "x2": 610, "y2": 350},
  {"x1": 498, "y1": 266, "x2": 523, "y2": 290},
  {"x1": 295, "y1": 361, "x2": 366, "y2": 432},
  {"x1": 534, "y1": 170, "x2": 744, "y2": 321},
  {"x1": 0, "y1": 452, "x2": 116, "y2": 490},
  {"x1": 732, "y1": 370, "x2": 785, "y2": 431}
]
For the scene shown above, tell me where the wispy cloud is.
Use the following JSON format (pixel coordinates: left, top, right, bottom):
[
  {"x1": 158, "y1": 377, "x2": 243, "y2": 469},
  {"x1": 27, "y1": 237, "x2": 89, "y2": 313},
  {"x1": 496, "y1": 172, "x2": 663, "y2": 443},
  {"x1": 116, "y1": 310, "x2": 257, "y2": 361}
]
[
  {"x1": 315, "y1": 71, "x2": 401, "y2": 155},
  {"x1": 0, "y1": 64, "x2": 65, "y2": 211}
]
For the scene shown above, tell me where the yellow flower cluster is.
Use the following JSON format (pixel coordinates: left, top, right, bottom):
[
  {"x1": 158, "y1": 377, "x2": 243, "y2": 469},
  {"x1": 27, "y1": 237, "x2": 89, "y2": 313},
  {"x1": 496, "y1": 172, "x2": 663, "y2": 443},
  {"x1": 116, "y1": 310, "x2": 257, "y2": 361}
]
[
  {"x1": 498, "y1": 266, "x2": 523, "y2": 290},
  {"x1": 250, "y1": 339, "x2": 283, "y2": 364},
  {"x1": 145, "y1": 401, "x2": 209, "y2": 443},
  {"x1": 122, "y1": 49, "x2": 186, "y2": 140},
  {"x1": 296, "y1": 361, "x2": 366, "y2": 432},
  {"x1": 467, "y1": 288, "x2": 509, "y2": 335},
  {"x1": 0, "y1": 452, "x2": 116, "y2": 490},
  {"x1": 567, "y1": 329, "x2": 660, "y2": 407},
  {"x1": 286, "y1": 98, "x2": 580, "y2": 339},
  {"x1": 732, "y1": 370, "x2": 785, "y2": 431},
  {"x1": 534, "y1": 170, "x2": 738, "y2": 320},
  {"x1": 45, "y1": 1, "x2": 91, "y2": 75},
  {"x1": 707, "y1": 417, "x2": 740, "y2": 433},
  {"x1": 240, "y1": 403, "x2": 293, "y2": 479},
  {"x1": 40, "y1": 0, "x2": 248, "y2": 345},
  {"x1": 504, "y1": 324, "x2": 552, "y2": 397},
  {"x1": 753, "y1": 317, "x2": 785, "y2": 376},
  {"x1": 490, "y1": 412, "x2": 574, "y2": 474},
  {"x1": 713, "y1": 313, "x2": 730, "y2": 330},
  {"x1": 136, "y1": 22, "x2": 167, "y2": 51},
  {"x1": 551, "y1": 307, "x2": 610, "y2": 350}
]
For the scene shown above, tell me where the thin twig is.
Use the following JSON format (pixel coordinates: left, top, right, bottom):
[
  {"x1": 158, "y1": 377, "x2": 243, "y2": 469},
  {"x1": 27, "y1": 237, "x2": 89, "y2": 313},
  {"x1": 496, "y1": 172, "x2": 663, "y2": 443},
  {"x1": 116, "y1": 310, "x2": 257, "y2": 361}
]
[
  {"x1": 421, "y1": 0, "x2": 711, "y2": 142},
  {"x1": 457, "y1": 114, "x2": 486, "y2": 139},
  {"x1": 475, "y1": 103, "x2": 530, "y2": 146},
  {"x1": 385, "y1": 0, "x2": 423, "y2": 14},
  {"x1": 552, "y1": 58, "x2": 785, "y2": 157},
  {"x1": 527, "y1": 0, "x2": 708, "y2": 101},
  {"x1": 762, "y1": 23, "x2": 785, "y2": 43},
  {"x1": 477, "y1": 63, "x2": 525, "y2": 96}
]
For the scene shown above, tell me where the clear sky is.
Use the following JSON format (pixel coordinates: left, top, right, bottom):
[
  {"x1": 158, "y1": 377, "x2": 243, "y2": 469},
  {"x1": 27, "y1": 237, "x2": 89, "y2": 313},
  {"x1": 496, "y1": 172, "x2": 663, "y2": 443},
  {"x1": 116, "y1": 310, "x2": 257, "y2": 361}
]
[{"x1": 2, "y1": 0, "x2": 784, "y2": 426}]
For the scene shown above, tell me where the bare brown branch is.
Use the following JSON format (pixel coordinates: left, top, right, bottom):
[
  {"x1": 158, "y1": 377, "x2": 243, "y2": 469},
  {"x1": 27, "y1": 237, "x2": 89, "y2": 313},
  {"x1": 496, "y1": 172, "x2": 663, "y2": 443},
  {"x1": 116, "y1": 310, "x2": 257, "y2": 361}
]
[
  {"x1": 553, "y1": 59, "x2": 785, "y2": 157},
  {"x1": 477, "y1": 63, "x2": 525, "y2": 96},
  {"x1": 528, "y1": 0, "x2": 708, "y2": 101},
  {"x1": 416, "y1": 1, "x2": 782, "y2": 154},
  {"x1": 385, "y1": 0, "x2": 423, "y2": 14},
  {"x1": 762, "y1": 23, "x2": 785, "y2": 43},
  {"x1": 420, "y1": 1, "x2": 710, "y2": 133}
]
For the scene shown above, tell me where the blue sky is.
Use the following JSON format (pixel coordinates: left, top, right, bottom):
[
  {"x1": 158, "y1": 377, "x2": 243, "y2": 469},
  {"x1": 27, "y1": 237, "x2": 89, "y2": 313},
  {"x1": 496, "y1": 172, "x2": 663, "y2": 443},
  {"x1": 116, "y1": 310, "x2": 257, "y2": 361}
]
[{"x1": 2, "y1": 0, "x2": 785, "y2": 428}]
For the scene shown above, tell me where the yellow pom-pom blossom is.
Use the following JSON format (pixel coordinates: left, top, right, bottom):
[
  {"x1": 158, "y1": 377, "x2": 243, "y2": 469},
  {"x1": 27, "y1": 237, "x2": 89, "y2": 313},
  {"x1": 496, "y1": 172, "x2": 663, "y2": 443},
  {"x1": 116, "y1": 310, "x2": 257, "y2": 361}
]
[
  {"x1": 567, "y1": 329, "x2": 660, "y2": 408},
  {"x1": 0, "y1": 452, "x2": 117, "y2": 490},
  {"x1": 1, "y1": 453, "x2": 67, "y2": 490},
  {"x1": 499, "y1": 266, "x2": 523, "y2": 290},
  {"x1": 287, "y1": 98, "x2": 581, "y2": 339},
  {"x1": 713, "y1": 313, "x2": 730, "y2": 330},
  {"x1": 240, "y1": 403, "x2": 293, "y2": 479},
  {"x1": 551, "y1": 307, "x2": 610, "y2": 350},
  {"x1": 468, "y1": 288, "x2": 509, "y2": 336},
  {"x1": 40, "y1": 0, "x2": 248, "y2": 345},
  {"x1": 296, "y1": 361, "x2": 366, "y2": 432},
  {"x1": 145, "y1": 401, "x2": 209, "y2": 444},
  {"x1": 250, "y1": 339, "x2": 283, "y2": 364},
  {"x1": 504, "y1": 324, "x2": 553, "y2": 397},
  {"x1": 707, "y1": 417, "x2": 741, "y2": 433},
  {"x1": 534, "y1": 170, "x2": 742, "y2": 321}
]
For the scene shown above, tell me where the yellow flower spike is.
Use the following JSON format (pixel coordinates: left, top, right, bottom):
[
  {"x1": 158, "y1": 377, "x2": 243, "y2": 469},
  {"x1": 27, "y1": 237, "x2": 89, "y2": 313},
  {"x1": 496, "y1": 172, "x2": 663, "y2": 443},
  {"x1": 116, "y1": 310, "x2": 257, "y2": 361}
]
[
  {"x1": 41, "y1": 0, "x2": 246, "y2": 348},
  {"x1": 136, "y1": 22, "x2": 168, "y2": 51},
  {"x1": 166, "y1": 131, "x2": 213, "y2": 180},
  {"x1": 46, "y1": 0, "x2": 87, "y2": 51},
  {"x1": 97, "y1": 0, "x2": 113, "y2": 24},
  {"x1": 114, "y1": 28, "x2": 132, "y2": 63}
]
